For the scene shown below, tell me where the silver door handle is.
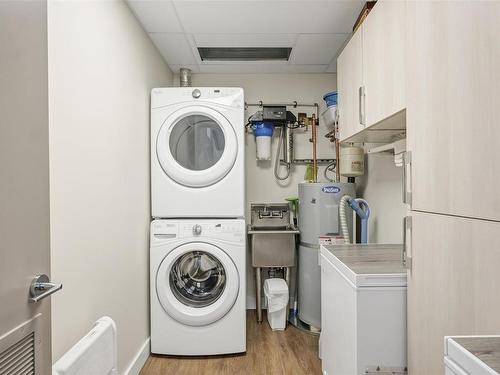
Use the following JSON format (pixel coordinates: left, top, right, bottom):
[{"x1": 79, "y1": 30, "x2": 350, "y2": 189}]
[
  {"x1": 402, "y1": 151, "x2": 412, "y2": 205},
  {"x1": 402, "y1": 216, "x2": 413, "y2": 270},
  {"x1": 358, "y1": 86, "x2": 366, "y2": 126},
  {"x1": 29, "y1": 274, "x2": 63, "y2": 303}
]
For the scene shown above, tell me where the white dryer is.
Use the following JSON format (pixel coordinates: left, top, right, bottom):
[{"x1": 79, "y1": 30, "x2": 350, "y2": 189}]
[
  {"x1": 150, "y1": 219, "x2": 246, "y2": 355},
  {"x1": 151, "y1": 87, "x2": 245, "y2": 218}
]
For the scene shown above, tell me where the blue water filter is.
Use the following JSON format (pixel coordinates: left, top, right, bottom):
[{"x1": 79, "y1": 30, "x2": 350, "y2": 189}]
[
  {"x1": 322, "y1": 91, "x2": 338, "y2": 129},
  {"x1": 252, "y1": 122, "x2": 274, "y2": 160},
  {"x1": 323, "y1": 91, "x2": 338, "y2": 107}
]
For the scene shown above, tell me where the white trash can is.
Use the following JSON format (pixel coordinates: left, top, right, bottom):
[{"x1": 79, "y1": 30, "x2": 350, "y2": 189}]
[{"x1": 263, "y1": 278, "x2": 289, "y2": 331}]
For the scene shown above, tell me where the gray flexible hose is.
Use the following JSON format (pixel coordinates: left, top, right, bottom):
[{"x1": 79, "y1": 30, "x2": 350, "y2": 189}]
[
  {"x1": 339, "y1": 195, "x2": 352, "y2": 244},
  {"x1": 274, "y1": 127, "x2": 290, "y2": 181},
  {"x1": 324, "y1": 160, "x2": 337, "y2": 182}
]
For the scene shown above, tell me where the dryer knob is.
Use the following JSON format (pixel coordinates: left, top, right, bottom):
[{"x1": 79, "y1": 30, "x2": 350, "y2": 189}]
[
  {"x1": 192, "y1": 89, "x2": 201, "y2": 99},
  {"x1": 192, "y1": 224, "x2": 202, "y2": 236}
]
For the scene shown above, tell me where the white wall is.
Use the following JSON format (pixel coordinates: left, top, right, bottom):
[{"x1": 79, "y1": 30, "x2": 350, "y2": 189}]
[
  {"x1": 174, "y1": 73, "x2": 337, "y2": 307},
  {"x1": 356, "y1": 148, "x2": 406, "y2": 243},
  {"x1": 48, "y1": 1, "x2": 172, "y2": 373}
]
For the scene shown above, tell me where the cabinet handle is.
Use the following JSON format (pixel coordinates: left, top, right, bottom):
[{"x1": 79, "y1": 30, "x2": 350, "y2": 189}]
[
  {"x1": 358, "y1": 86, "x2": 363, "y2": 124},
  {"x1": 402, "y1": 151, "x2": 412, "y2": 205},
  {"x1": 403, "y1": 216, "x2": 412, "y2": 270},
  {"x1": 358, "y1": 86, "x2": 366, "y2": 126}
]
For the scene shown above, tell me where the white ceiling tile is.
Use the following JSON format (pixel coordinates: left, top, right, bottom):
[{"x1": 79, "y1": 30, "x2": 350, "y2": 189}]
[
  {"x1": 290, "y1": 34, "x2": 347, "y2": 65},
  {"x1": 127, "y1": 0, "x2": 182, "y2": 33},
  {"x1": 173, "y1": 1, "x2": 365, "y2": 34},
  {"x1": 193, "y1": 34, "x2": 297, "y2": 48},
  {"x1": 150, "y1": 33, "x2": 198, "y2": 65},
  {"x1": 128, "y1": 0, "x2": 365, "y2": 74}
]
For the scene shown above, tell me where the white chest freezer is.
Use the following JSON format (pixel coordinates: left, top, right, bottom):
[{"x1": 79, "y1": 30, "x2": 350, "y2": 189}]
[
  {"x1": 445, "y1": 336, "x2": 500, "y2": 375},
  {"x1": 319, "y1": 244, "x2": 407, "y2": 375}
]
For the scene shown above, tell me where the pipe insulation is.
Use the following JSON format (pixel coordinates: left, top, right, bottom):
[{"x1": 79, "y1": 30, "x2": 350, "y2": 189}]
[
  {"x1": 340, "y1": 195, "x2": 371, "y2": 244},
  {"x1": 339, "y1": 195, "x2": 352, "y2": 244}
]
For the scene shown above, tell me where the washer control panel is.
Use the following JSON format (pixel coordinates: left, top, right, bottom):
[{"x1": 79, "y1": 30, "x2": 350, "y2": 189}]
[
  {"x1": 151, "y1": 220, "x2": 244, "y2": 241},
  {"x1": 181, "y1": 222, "x2": 242, "y2": 237}
]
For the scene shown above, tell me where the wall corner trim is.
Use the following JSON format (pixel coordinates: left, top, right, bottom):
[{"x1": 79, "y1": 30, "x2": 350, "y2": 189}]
[{"x1": 123, "y1": 338, "x2": 150, "y2": 375}]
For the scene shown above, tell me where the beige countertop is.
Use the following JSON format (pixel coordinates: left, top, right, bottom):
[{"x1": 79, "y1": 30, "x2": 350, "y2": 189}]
[
  {"x1": 321, "y1": 243, "x2": 405, "y2": 275},
  {"x1": 454, "y1": 336, "x2": 500, "y2": 373}
]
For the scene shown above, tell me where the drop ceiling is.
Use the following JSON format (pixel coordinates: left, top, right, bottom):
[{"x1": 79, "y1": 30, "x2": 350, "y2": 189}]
[{"x1": 127, "y1": 0, "x2": 365, "y2": 74}]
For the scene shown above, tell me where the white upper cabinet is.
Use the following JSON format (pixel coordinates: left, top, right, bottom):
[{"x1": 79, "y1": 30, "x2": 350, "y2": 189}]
[
  {"x1": 337, "y1": 0, "x2": 406, "y2": 143},
  {"x1": 337, "y1": 28, "x2": 363, "y2": 141},
  {"x1": 362, "y1": 0, "x2": 406, "y2": 127},
  {"x1": 406, "y1": 1, "x2": 500, "y2": 221}
]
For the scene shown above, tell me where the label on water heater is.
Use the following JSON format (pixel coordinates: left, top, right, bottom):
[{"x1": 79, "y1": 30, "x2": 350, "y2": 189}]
[{"x1": 322, "y1": 186, "x2": 341, "y2": 193}]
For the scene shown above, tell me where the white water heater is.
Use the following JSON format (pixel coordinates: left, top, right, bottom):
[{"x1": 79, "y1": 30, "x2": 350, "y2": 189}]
[{"x1": 297, "y1": 182, "x2": 355, "y2": 329}]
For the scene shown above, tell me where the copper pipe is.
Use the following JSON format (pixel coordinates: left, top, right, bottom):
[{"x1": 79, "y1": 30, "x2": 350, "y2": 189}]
[
  {"x1": 335, "y1": 138, "x2": 341, "y2": 182},
  {"x1": 311, "y1": 113, "x2": 318, "y2": 182},
  {"x1": 334, "y1": 118, "x2": 341, "y2": 182}
]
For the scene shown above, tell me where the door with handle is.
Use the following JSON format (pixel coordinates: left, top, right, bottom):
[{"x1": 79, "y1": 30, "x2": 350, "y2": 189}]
[{"x1": 0, "y1": 2, "x2": 60, "y2": 374}]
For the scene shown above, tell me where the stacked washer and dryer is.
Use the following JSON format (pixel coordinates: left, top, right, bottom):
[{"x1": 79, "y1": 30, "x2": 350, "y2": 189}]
[{"x1": 150, "y1": 87, "x2": 246, "y2": 355}]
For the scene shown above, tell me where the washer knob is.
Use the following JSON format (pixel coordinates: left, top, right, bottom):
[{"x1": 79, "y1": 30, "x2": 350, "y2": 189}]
[
  {"x1": 192, "y1": 224, "x2": 202, "y2": 236},
  {"x1": 192, "y1": 89, "x2": 201, "y2": 99}
]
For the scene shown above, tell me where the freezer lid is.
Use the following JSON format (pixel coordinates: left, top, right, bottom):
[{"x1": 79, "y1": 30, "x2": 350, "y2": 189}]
[
  {"x1": 320, "y1": 244, "x2": 407, "y2": 287},
  {"x1": 445, "y1": 336, "x2": 500, "y2": 375}
]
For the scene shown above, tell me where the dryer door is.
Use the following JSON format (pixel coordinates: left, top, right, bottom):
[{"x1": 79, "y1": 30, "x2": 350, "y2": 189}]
[
  {"x1": 156, "y1": 106, "x2": 238, "y2": 188},
  {"x1": 156, "y1": 242, "x2": 239, "y2": 326}
]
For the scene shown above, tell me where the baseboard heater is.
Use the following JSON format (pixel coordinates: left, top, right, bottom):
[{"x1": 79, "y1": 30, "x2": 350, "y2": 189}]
[{"x1": 52, "y1": 316, "x2": 117, "y2": 375}]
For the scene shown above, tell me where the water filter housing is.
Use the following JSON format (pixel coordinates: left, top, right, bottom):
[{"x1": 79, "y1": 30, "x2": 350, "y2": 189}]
[
  {"x1": 297, "y1": 182, "x2": 355, "y2": 329},
  {"x1": 252, "y1": 122, "x2": 274, "y2": 160}
]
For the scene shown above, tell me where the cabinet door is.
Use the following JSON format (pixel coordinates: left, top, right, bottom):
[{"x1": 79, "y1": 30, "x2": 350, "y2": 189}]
[
  {"x1": 337, "y1": 28, "x2": 363, "y2": 141},
  {"x1": 407, "y1": 212, "x2": 500, "y2": 375},
  {"x1": 406, "y1": 1, "x2": 500, "y2": 221},
  {"x1": 362, "y1": 0, "x2": 406, "y2": 127}
]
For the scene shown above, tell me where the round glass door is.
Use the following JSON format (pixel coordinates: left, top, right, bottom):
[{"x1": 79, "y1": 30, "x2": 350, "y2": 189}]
[
  {"x1": 169, "y1": 251, "x2": 226, "y2": 308},
  {"x1": 169, "y1": 115, "x2": 225, "y2": 171},
  {"x1": 156, "y1": 106, "x2": 238, "y2": 188},
  {"x1": 156, "y1": 242, "x2": 239, "y2": 326}
]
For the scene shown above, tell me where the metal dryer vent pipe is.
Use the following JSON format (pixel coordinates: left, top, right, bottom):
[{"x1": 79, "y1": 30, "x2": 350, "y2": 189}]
[{"x1": 179, "y1": 68, "x2": 192, "y2": 87}]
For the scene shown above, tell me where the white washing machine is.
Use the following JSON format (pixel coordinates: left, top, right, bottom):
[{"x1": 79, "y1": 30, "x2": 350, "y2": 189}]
[
  {"x1": 150, "y1": 219, "x2": 246, "y2": 355},
  {"x1": 151, "y1": 87, "x2": 245, "y2": 218}
]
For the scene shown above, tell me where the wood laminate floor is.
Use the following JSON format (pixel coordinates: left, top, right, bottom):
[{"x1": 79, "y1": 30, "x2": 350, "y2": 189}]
[{"x1": 140, "y1": 310, "x2": 322, "y2": 375}]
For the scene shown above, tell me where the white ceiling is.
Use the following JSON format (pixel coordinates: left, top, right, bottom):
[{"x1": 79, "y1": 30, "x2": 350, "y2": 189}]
[{"x1": 127, "y1": 0, "x2": 365, "y2": 74}]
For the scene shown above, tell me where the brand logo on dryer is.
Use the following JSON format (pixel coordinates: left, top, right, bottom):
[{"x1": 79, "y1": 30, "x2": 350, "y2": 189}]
[{"x1": 322, "y1": 186, "x2": 341, "y2": 193}]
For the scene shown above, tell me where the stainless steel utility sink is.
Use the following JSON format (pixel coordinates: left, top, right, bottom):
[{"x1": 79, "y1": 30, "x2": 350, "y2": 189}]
[
  {"x1": 247, "y1": 227, "x2": 299, "y2": 267},
  {"x1": 249, "y1": 202, "x2": 299, "y2": 323}
]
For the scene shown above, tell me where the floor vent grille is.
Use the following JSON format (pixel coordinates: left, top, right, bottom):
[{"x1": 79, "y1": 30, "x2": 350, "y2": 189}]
[{"x1": 0, "y1": 332, "x2": 35, "y2": 375}]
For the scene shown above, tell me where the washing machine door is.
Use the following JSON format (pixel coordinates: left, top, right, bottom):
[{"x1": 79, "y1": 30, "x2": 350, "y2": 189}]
[
  {"x1": 156, "y1": 106, "x2": 238, "y2": 188},
  {"x1": 156, "y1": 242, "x2": 239, "y2": 326}
]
